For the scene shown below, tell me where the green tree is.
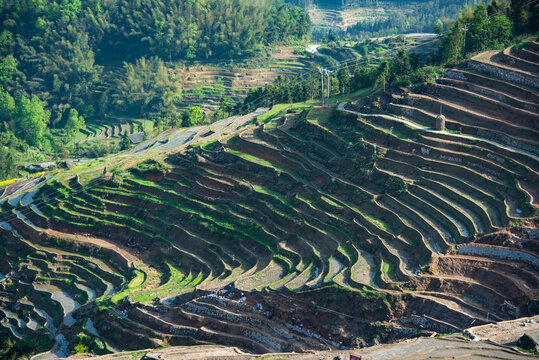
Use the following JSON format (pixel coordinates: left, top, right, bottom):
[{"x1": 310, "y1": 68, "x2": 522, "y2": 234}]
[
  {"x1": 181, "y1": 110, "x2": 191, "y2": 128},
  {"x1": 437, "y1": 19, "x2": 464, "y2": 64},
  {"x1": 15, "y1": 96, "x2": 50, "y2": 148},
  {"x1": 337, "y1": 63, "x2": 351, "y2": 94},
  {"x1": 122, "y1": 130, "x2": 130, "y2": 150},
  {"x1": 210, "y1": 98, "x2": 230, "y2": 122},
  {"x1": 0, "y1": 87, "x2": 15, "y2": 123},
  {"x1": 113, "y1": 57, "x2": 179, "y2": 115},
  {"x1": 0, "y1": 55, "x2": 17, "y2": 86},
  {"x1": 434, "y1": 19, "x2": 444, "y2": 34},
  {"x1": 187, "y1": 106, "x2": 205, "y2": 126},
  {"x1": 487, "y1": 0, "x2": 509, "y2": 16},
  {"x1": 64, "y1": 108, "x2": 85, "y2": 139},
  {"x1": 0, "y1": 147, "x2": 15, "y2": 180},
  {"x1": 488, "y1": 15, "x2": 513, "y2": 47},
  {"x1": 375, "y1": 61, "x2": 390, "y2": 92},
  {"x1": 465, "y1": 4, "x2": 489, "y2": 54},
  {"x1": 390, "y1": 48, "x2": 412, "y2": 84},
  {"x1": 510, "y1": 0, "x2": 534, "y2": 33},
  {"x1": 60, "y1": 0, "x2": 82, "y2": 19}
]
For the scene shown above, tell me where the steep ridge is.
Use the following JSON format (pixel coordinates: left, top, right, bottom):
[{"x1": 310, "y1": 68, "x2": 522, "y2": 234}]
[{"x1": 0, "y1": 44, "x2": 537, "y2": 356}]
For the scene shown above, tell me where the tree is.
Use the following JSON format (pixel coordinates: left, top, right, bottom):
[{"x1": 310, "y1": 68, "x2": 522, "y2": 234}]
[
  {"x1": 488, "y1": 16, "x2": 513, "y2": 47},
  {"x1": 351, "y1": 62, "x2": 375, "y2": 91},
  {"x1": 122, "y1": 131, "x2": 130, "y2": 150},
  {"x1": 465, "y1": 4, "x2": 489, "y2": 54},
  {"x1": 487, "y1": 0, "x2": 508, "y2": 16},
  {"x1": 434, "y1": 19, "x2": 444, "y2": 34},
  {"x1": 64, "y1": 108, "x2": 85, "y2": 139},
  {"x1": 375, "y1": 61, "x2": 390, "y2": 92},
  {"x1": 390, "y1": 48, "x2": 412, "y2": 84},
  {"x1": 210, "y1": 98, "x2": 230, "y2": 123},
  {"x1": 437, "y1": 19, "x2": 464, "y2": 64},
  {"x1": 181, "y1": 110, "x2": 191, "y2": 128},
  {"x1": 0, "y1": 55, "x2": 17, "y2": 86},
  {"x1": 337, "y1": 63, "x2": 351, "y2": 94},
  {"x1": 0, "y1": 87, "x2": 15, "y2": 123},
  {"x1": 113, "y1": 57, "x2": 179, "y2": 116},
  {"x1": 0, "y1": 147, "x2": 15, "y2": 180},
  {"x1": 15, "y1": 96, "x2": 50, "y2": 148},
  {"x1": 187, "y1": 106, "x2": 205, "y2": 126},
  {"x1": 510, "y1": 0, "x2": 535, "y2": 33}
]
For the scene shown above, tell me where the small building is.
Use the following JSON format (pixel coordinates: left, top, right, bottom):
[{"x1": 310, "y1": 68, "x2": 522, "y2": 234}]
[
  {"x1": 38, "y1": 162, "x2": 57, "y2": 170},
  {"x1": 129, "y1": 132, "x2": 145, "y2": 146},
  {"x1": 436, "y1": 114, "x2": 446, "y2": 131},
  {"x1": 25, "y1": 162, "x2": 56, "y2": 172},
  {"x1": 64, "y1": 160, "x2": 77, "y2": 169}
]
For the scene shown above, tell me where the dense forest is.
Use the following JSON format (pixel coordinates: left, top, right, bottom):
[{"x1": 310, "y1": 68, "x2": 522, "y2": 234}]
[
  {"x1": 307, "y1": 0, "x2": 474, "y2": 40},
  {"x1": 344, "y1": 0, "x2": 472, "y2": 39},
  {"x1": 0, "y1": 0, "x2": 309, "y2": 177},
  {"x1": 287, "y1": 0, "x2": 527, "y2": 42}
]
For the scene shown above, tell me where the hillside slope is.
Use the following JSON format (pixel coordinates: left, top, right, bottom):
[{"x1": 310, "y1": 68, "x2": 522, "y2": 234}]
[{"x1": 0, "y1": 43, "x2": 537, "y2": 357}]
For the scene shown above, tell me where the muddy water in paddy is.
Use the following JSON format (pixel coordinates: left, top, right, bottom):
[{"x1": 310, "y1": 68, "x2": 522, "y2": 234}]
[
  {"x1": 76, "y1": 283, "x2": 97, "y2": 301},
  {"x1": 33, "y1": 308, "x2": 57, "y2": 335},
  {"x1": 30, "y1": 284, "x2": 81, "y2": 359}
]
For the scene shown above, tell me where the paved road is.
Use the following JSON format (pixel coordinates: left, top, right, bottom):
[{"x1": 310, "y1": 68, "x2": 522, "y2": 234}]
[
  {"x1": 373, "y1": 33, "x2": 438, "y2": 42},
  {"x1": 0, "y1": 108, "x2": 269, "y2": 210}
]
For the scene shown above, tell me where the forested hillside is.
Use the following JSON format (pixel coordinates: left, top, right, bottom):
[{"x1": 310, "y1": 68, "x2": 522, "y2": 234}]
[
  {"x1": 289, "y1": 0, "x2": 537, "y2": 41},
  {"x1": 0, "y1": 0, "x2": 309, "y2": 178},
  {"x1": 242, "y1": 0, "x2": 537, "y2": 112}
]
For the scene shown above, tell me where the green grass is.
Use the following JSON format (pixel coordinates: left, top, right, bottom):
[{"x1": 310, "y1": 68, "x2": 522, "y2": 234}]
[
  {"x1": 265, "y1": 120, "x2": 279, "y2": 130},
  {"x1": 257, "y1": 101, "x2": 317, "y2": 124},
  {"x1": 345, "y1": 202, "x2": 394, "y2": 234},
  {"x1": 382, "y1": 260, "x2": 394, "y2": 275},
  {"x1": 338, "y1": 245, "x2": 354, "y2": 263},
  {"x1": 512, "y1": 346, "x2": 537, "y2": 355},
  {"x1": 111, "y1": 269, "x2": 146, "y2": 304},
  {"x1": 252, "y1": 184, "x2": 289, "y2": 205},
  {"x1": 321, "y1": 196, "x2": 342, "y2": 208},
  {"x1": 307, "y1": 107, "x2": 331, "y2": 124},
  {"x1": 227, "y1": 149, "x2": 275, "y2": 168}
]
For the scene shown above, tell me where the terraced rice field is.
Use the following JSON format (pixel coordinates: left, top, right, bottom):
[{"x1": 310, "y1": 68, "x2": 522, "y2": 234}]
[
  {"x1": 309, "y1": 6, "x2": 401, "y2": 30},
  {"x1": 174, "y1": 46, "x2": 317, "y2": 111},
  {"x1": 79, "y1": 122, "x2": 135, "y2": 144},
  {"x1": 0, "y1": 44, "x2": 537, "y2": 356}
]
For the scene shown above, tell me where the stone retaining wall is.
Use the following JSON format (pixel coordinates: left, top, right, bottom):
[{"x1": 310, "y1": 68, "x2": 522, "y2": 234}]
[{"x1": 457, "y1": 244, "x2": 539, "y2": 267}]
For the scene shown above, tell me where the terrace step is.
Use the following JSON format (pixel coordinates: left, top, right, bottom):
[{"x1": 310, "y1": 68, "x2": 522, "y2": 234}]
[
  {"x1": 414, "y1": 292, "x2": 497, "y2": 325},
  {"x1": 500, "y1": 47, "x2": 539, "y2": 74},
  {"x1": 405, "y1": 93, "x2": 539, "y2": 146},
  {"x1": 467, "y1": 59, "x2": 538, "y2": 90},
  {"x1": 438, "y1": 77, "x2": 538, "y2": 113}
]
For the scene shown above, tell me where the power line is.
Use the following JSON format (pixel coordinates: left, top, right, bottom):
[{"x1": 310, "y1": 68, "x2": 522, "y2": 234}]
[
  {"x1": 0, "y1": 57, "x2": 361, "y2": 226},
  {"x1": 438, "y1": 0, "x2": 538, "y2": 37},
  {"x1": 3, "y1": 0, "x2": 535, "y2": 225}
]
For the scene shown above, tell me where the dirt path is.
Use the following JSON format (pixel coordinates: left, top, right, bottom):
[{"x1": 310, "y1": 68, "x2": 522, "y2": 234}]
[
  {"x1": 71, "y1": 336, "x2": 535, "y2": 359},
  {"x1": 465, "y1": 315, "x2": 539, "y2": 344},
  {"x1": 44, "y1": 229, "x2": 139, "y2": 267}
]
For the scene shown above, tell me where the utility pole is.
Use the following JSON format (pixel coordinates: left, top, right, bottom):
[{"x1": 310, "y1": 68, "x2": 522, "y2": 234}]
[
  {"x1": 462, "y1": 24, "x2": 469, "y2": 54},
  {"x1": 318, "y1": 67, "x2": 325, "y2": 107},
  {"x1": 326, "y1": 69, "x2": 332, "y2": 107},
  {"x1": 318, "y1": 67, "x2": 333, "y2": 108}
]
